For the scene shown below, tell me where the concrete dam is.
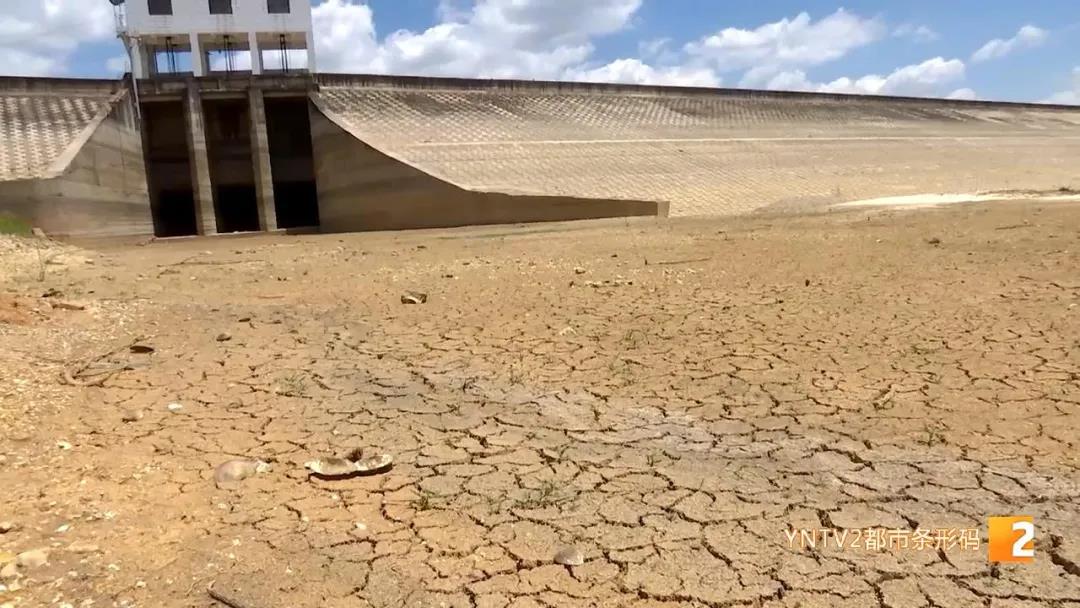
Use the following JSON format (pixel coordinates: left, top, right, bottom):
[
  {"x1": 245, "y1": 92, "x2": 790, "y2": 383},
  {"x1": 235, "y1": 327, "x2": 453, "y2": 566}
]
[{"x1": 1, "y1": 73, "x2": 1079, "y2": 239}]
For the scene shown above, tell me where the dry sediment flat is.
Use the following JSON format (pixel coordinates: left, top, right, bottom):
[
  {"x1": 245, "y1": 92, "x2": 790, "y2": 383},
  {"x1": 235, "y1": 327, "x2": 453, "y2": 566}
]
[{"x1": 0, "y1": 200, "x2": 1078, "y2": 607}]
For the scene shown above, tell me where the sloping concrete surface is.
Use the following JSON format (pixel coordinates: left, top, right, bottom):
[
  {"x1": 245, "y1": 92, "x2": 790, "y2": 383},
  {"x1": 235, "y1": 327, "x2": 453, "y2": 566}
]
[
  {"x1": 314, "y1": 75, "x2": 1080, "y2": 217},
  {"x1": 0, "y1": 78, "x2": 122, "y2": 182}
]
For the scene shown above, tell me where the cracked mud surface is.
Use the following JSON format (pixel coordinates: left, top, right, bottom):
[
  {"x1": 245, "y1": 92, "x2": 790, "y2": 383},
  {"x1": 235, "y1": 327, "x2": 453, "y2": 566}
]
[{"x1": 1, "y1": 201, "x2": 1078, "y2": 608}]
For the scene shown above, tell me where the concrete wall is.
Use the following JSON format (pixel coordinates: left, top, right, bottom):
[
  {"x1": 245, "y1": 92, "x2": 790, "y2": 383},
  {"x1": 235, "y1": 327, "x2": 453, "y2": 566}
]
[
  {"x1": 0, "y1": 96, "x2": 152, "y2": 239},
  {"x1": 309, "y1": 105, "x2": 662, "y2": 233}
]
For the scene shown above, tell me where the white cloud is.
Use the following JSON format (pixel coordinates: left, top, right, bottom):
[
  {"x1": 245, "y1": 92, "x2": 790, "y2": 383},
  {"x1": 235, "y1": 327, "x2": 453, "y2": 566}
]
[
  {"x1": 756, "y1": 57, "x2": 967, "y2": 98},
  {"x1": 105, "y1": 55, "x2": 129, "y2": 75},
  {"x1": 686, "y1": 9, "x2": 886, "y2": 74},
  {"x1": 638, "y1": 37, "x2": 672, "y2": 60},
  {"x1": 566, "y1": 59, "x2": 720, "y2": 87},
  {"x1": 946, "y1": 88, "x2": 978, "y2": 100},
  {"x1": 313, "y1": 0, "x2": 642, "y2": 80},
  {"x1": 894, "y1": 24, "x2": 939, "y2": 43},
  {"x1": 1044, "y1": 67, "x2": 1080, "y2": 104},
  {"x1": 971, "y1": 25, "x2": 1048, "y2": 63},
  {"x1": 0, "y1": 0, "x2": 115, "y2": 76}
]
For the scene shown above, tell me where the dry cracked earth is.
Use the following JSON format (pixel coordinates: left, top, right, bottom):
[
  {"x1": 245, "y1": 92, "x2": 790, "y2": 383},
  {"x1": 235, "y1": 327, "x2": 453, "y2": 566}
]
[{"x1": 1, "y1": 200, "x2": 1079, "y2": 608}]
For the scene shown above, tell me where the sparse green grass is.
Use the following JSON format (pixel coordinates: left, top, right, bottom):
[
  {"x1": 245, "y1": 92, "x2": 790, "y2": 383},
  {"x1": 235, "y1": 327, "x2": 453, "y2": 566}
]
[
  {"x1": 411, "y1": 489, "x2": 443, "y2": 511},
  {"x1": 512, "y1": 479, "x2": 576, "y2": 510},
  {"x1": 921, "y1": 422, "x2": 947, "y2": 447},
  {"x1": 646, "y1": 451, "x2": 665, "y2": 467},
  {"x1": 277, "y1": 373, "x2": 308, "y2": 397},
  {"x1": 0, "y1": 213, "x2": 31, "y2": 236},
  {"x1": 621, "y1": 328, "x2": 648, "y2": 349},
  {"x1": 509, "y1": 358, "x2": 526, "y2": 385}
]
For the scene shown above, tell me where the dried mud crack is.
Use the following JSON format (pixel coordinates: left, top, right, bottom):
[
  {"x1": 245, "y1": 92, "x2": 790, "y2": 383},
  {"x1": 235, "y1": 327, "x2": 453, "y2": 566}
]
[{"x1": 0, "y1": 200, "x2": 1078, "y2": 608}]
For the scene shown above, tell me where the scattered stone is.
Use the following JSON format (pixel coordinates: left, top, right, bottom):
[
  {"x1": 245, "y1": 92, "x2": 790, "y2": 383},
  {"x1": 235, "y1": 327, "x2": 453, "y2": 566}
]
[
  {"x1": 401, "y1": 292, "x2": 428, "y2": 305},
  {"x1": 0, "y1": 552, "x2": 13, "y2": 566},
  {"x1": 129, "y1": 344, "x2": 155, "y2": 354},
  {"x1": 237, "y1": 316, "x2": 251, "y2": 323},
  {"x1": 927, "y1": 237, "x2": 942, "y2": 245},
  {"x1": 216, "y1": 332, "x2": 232, "y2": 342},
  {"x1": 167, "y1": 403, "x2": 183, "y2": 413},
  {"x1": 214, "y1": 459, "x2": 271, "y2": 489},
  {"x1": 67, "y1": 541, "x2": 100, "y2": 554},
  {"x1": 31, "y1": 227, "x2": 47, "y2": 238},
  {"x1": 121, "y1": 409, "x2": 143, "y2": 423},
  {"x1": 52, "y1": 301, "x2": 87, "y2": 311},
  {"x1": 581, "y1": 279, "x2": 634, "y2": 288},
  {"x1": 42, "y1": 287, "x2": 62, "y2": 298},
  {"x1": 0, "y1": 521, "x2": 16, "y2": 534},
  {"x1": 554, "y1": 546, "x2": 585, "y2": 566},
  {"x1": 55, "y1": 523, "x2": 71, "y2": 533},
  {"x1": 574, "y1": 267, "x2": 587, "y2": 275},
  {"x1": 16, "y1": 549, "x2": 48, "y2": 569},
  {"x1": 57, "y1": 440, "x2": 73, "y2": 450},
  {"x1": 305, "y1": 453, "x2": 393, "y2": 478},
  {"x1": 0, "y1": 562, "x2": 16, "y2": 580}
]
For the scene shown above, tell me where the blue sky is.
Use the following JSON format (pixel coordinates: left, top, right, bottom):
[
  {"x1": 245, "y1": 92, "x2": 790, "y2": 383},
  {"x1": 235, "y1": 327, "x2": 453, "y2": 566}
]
[{"x1": 7, "y1": 1, "x2": 1079, "y2": 103}]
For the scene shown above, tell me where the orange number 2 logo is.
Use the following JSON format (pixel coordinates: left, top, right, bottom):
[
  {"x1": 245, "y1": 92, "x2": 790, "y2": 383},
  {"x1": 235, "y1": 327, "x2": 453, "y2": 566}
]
[{"x1": 988, "y1": 516, "x2": 1035, "y2": 563}]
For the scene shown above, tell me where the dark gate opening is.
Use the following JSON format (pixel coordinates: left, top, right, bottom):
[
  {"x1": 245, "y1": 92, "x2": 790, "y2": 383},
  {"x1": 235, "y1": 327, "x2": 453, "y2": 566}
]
[
  {"x1": 142, "y1": 101, "x2": 197, "y2": 237},
  {"x1": 203, "y1": 98, "x2": 260, "y2": 233},
  {"x1": 265, "y1": 97, "x2": 319, "y2": 228}
]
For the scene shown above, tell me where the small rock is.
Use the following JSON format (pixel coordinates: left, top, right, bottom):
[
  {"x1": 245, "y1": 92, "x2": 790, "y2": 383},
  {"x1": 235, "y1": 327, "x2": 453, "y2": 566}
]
[
  {"x1": 400, "y1": 292, "x2": 428, "y2": 305},
  {"x1": 67, "y1": 541, "x2": 100, "y2": 554},
  {"x1": 55, "y1": 523, "x2": 71, "y2": 533},
  {"x1": 306, "y1": 452, "x2": 393, "y2": 478},
  {"x1": 0, "y1": 521, "x2": 15, "y2": 534},
  {"x1": 0, "y1": 561, "x2": 17, "y2": 580},
  {"x1": 214, "y1": 459, "x2": 271, "y2": 489},
  {"x1": 52, "y1": 301, "x2": 87, "y2": 311},
  {"x1": 129, "y1": 344, "x2": 155, "y2": 354},
  {"x1": 31, "y1": 227, "x2": 47, "y2": 238},
  {"x1": 554, "y1": 546, "x2": 585, "y2": 566},
  {"x1": 57, "y1": 440, "x2": 73, "y2": 450},
  {"x1": 927, "y1": 237, "x2": 942, "y2": 245},
  {"x1": 16, "y1": 549, "x2": 48, "y2": 569},
  {"x1": 216, "y1": 332, "x2": 232, "y2": 342},
  {"x1": 167, "y1": 403, "x2": 183, "y2": 413},
  {"x1": 0, "y1": 552, "x2": 13, "y2": 565},
  {"x1": 121, "y1": 409, "x2": 143, "y2": 423},
  {"x1": 574, "y1": 267, "x2": 586, "y2": 275}
]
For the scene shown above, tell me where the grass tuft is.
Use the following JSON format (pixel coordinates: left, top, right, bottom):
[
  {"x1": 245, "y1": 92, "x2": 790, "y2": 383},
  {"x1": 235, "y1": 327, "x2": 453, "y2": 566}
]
[{"x1": 0, "y1": 213, "x2": 32, "y2": 236}]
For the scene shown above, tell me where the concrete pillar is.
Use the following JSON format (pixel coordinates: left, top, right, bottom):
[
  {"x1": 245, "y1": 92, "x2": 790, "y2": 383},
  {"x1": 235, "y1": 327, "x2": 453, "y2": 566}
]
[
  {"x1": 183, "y1": 85, "x2": 218, "y2": 235},
  {"x1": 190, "y1": 34, "x2": 207, "y2": 77},
  {"x1": 305, "y1": 30, "x2": 317, "y2": 72},
  {"x1": 248, "y1": 88, "x2": 278, "y2": 231},
  {"x1": 249, "y1": 33, "x2": 263, "y2": 75},
  {"x1": 130, "y1": 40, "x2": 150, "y2": 79}
]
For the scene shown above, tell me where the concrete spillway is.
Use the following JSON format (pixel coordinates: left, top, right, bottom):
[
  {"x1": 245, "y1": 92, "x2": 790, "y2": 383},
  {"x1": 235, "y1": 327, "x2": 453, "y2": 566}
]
[
  {"x1": 1, "y1": 73, "x2": 1079, "y2": 238},
  {"x1": 312, "y1": 75, "x2": 1080, "y2": 223},
  {"x1": 0, "y1": 78, "x2": 149, "y2": 238}
]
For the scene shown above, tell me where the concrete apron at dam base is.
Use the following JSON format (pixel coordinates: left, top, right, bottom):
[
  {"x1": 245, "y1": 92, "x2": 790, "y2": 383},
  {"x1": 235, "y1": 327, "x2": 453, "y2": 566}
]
[{"x1": 1, "y1": 73, "x2": 1079, "y2": 240}]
